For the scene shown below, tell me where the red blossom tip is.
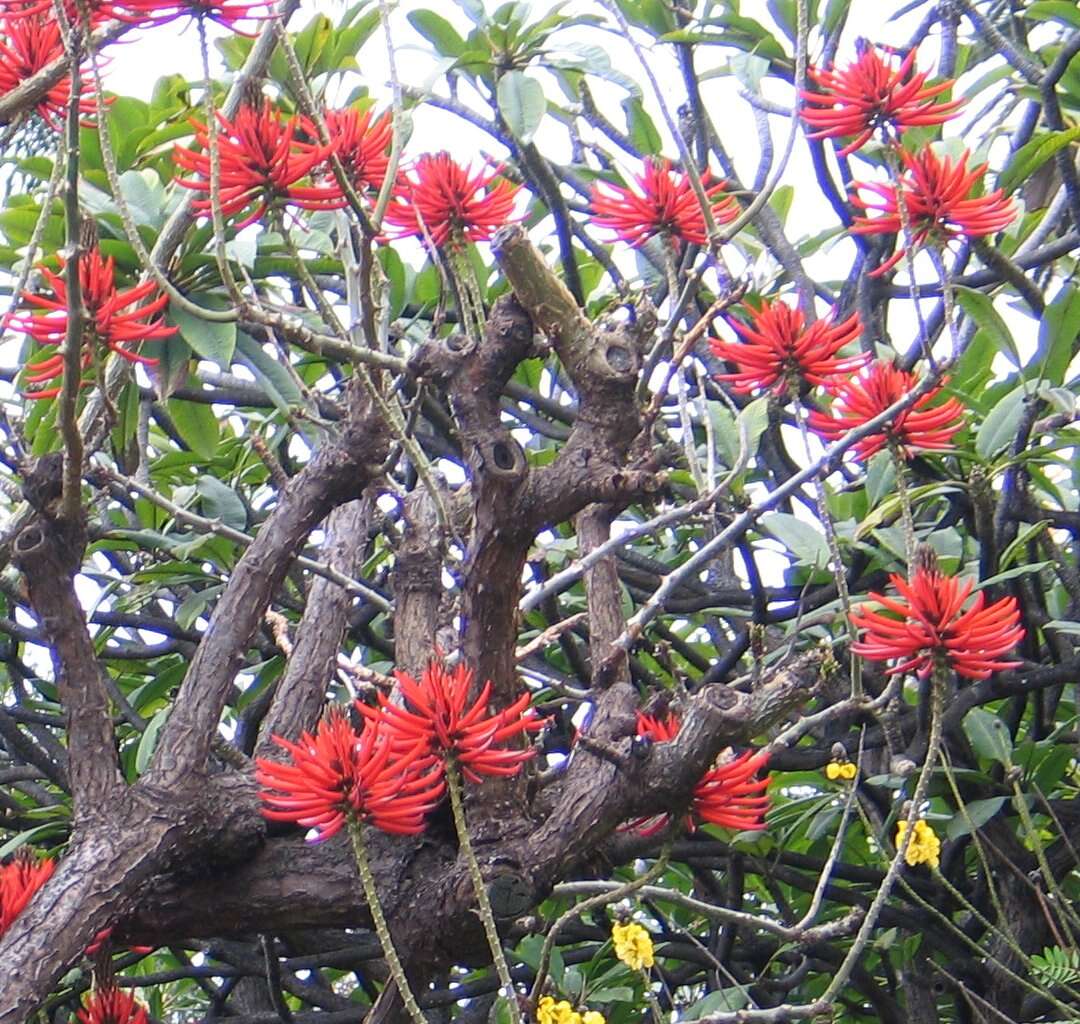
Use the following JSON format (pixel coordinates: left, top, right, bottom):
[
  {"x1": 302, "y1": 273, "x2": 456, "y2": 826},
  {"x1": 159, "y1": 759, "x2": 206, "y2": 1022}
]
[
  {"x1": 76, "y1": 985, "x2": 151, "y2": 1024},
  {"x1": 801, "y1": 44, "x2": 963, "y2": 156},
  {"x1": 589, "y1": 157, "x2": 737, "y2": 248},
  {"x1": 0, "y1": 848, "x2": 55, "y2": 936},
  {"x1": 355, "y1": 657, "x2": 543, "y2": 784},
  {"x1": 710, "y1": 298, "x2": 867, "y2": 396},
  {"x1": 850, "y1": 148, "x2": 1015, "y2": 274},
  {"x1": 256, "y1": 710, "x2": 444, "y2": 839},
  {"x1": 805, "y1": 359, "x2": 965, "y2": 461},
  {"x1": 11, "y1": 246, "x2": 173, "y2": 400},
  {"x1": 626, "y1": 711, "x2": 770, "y2": 834},
  {"x1": 850, "y1": 567, "x2": 1024, "y2": 680},
  {"x1": 382, "y1": 152, "x2": 523, "y2": 250}
]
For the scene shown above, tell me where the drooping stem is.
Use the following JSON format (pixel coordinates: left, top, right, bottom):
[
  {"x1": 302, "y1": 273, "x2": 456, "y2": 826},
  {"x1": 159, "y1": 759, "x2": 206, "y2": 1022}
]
[
  {"x1": 445, "y1": 762, "x2": 522, "y2": 1024},
  {"x1": 793, "y1": 394, "x2": 861, "y2": 697},
  {"x1": 821, "y1": 658, "x2": 947, "y2": 1005},
  {"x1": 889, "y1": 442, "x2": 918, "y2": 573},
  {"x1": 529, "y1": 843, "x2": 672, "y2": 1004},
  {"x1": 347, "y1": 816, "x2": 428, "y2": 1024}
]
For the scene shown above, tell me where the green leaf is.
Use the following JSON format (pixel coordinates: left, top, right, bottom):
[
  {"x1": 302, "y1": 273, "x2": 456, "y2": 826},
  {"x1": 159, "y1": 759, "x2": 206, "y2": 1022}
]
[
  {"x1": 1026, "y1": 1, "x2": 1080, "y2": 28},
  {"x1": 497, "y1": 71, "x2": 546, "y2": 143},
  {"x1": 762, "y1": 512, "x2": 829, "y2": 567},
  {"x1": 946, "y1": 796, "x2": 1007, "y2": 839},
  {"x1": 234, "y1": 331, "x2": 303, "y2": 414},
  {"x1": 196, "y1": 475, "x2": 247, "y2": 532},
  {"x1": 737, "y1": 396, "x2": 769, "y2": 464},
  {"x1": 998, "y1": 124, "x2": 1080, "y2": 194},
  {"x1": 408, "y1": 9, "x2": 467, "y2": 57},
  {"x1": 954, "y1": 287, "x2": 1023, "y2": 369},
  {"x1": 0, "y1": 822, "x2": 68, "y2": 859},
  {"x1": 167, "y1": 398, "x2": 220, "y2": 459},
  {"x1": 167, "y1": 298, "x2": 237, "y2": 368},
  {"x1": 135, "y1": 706, "x2": 170, "y2": 776},
  {"x1": 681, "y1": 988, "x2": 750, "y2": 1019},
  {"x1": 621, "y1": 96, "x2": 662, "y2": 154},
  {"x1": 1036, "y1": 285, "x2": 1080, "y2": 386},
  {"x1": 963, "y1": 707, "x2": 1013, "y2": 767},
  {"x1": 976, "y1": 387, "x2": 1026, "y2": 460}
]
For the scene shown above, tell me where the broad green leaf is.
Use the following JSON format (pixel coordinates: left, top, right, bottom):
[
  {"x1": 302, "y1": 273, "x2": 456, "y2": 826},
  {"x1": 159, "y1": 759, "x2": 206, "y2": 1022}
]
[
  {"x1": 976, "y1": 387, "x2": 1026, "y2": 459},
  {"x1": 167, "y1": 298, "x2": 237, "y2": 368},
  {"x1": 681, "y1": 988, "x2": 749, "y2": 1019},
  {"x1": 234, "y1": 331, "x2": 303, "y2": 414},
  {"x1": 408, "y1": 9, "x2": 467, "y2": 57},
  {"x1": 762, "y1": 512, "x2": 829, "y2": 567},
  {"x1": 946, "y1": 796, "x2": 1007, "y2": 839},
  {"x1": 963, "y1": 707, "x2": 1013, "y2": 767},
  {"x1": 954, "y1": 286, "x2": 1022, "y2": 369},
  {"x1": 167, "y1": 398, "x2": 220, "y2": 459},
  {"x1": 621, "y1": 96, "x2": 662, "y2": 154},
  {"x1": 1025, "y1": 2, "x2": 1080, "y2": 29},
  {"x1": 998, "y1": 124, "x2": 1080, "y2": 194},
  {"x1": 135, "y1": 707, "x2": 171, "y2": 776},
  {"x1": 497, "y1": 71, "x2": 546, "y2": 143},
  {"x1": 196, "y1": 475, "x2": 247, "y2": 532},
  {"x1": 1035, "y1": 285, "x2": 1080, "y2": 386}
]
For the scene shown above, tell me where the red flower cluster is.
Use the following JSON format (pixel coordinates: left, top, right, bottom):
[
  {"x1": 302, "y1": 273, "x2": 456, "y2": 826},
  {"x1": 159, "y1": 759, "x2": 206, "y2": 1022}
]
[
  {"x1": 852, "y1": 148, "x2": 1015, "y2": 275},
  {"x1": 307, "y1": 107, "x2": 392, "y2": 195},
  {"x1": 383, "y1": 152, "x2": 522, "y2": 250},
  {"x1": 257, "y1": 711, "x2": 444, "y2": 841},
  {"x1": 589, "y1": 158, "x2": 738, "y2": 248},
  {"x1": 77, "y1": 985, "x2": 150, "y2": 1024},
  {"x1": 258, "y1": 658, "x2": 541, "y2": 838},
  {"x1": 0, "y1": 849, "x2": 54, "y2": 936},
  {"x1": 110, "y1": 0, "x2": 269, "y2": 28},
  {"x1": 806, "y1": 360, "x2": 965, "y2": 461},
  {"x1": 12, "y1": 246, "x2": 172, "y2": 399},
  {"x1": 802, "y1": 43, "x2": 962, "y2": 157},
  {"x1": 174, "y1": 100, "x2": 347, "y2": 229},
  {"x1": 0, "y1": 11, "x2": 96, "y2": 129},
  {"x1": 851, "y1": 568, "x2": 1024, "y2": 680},
  {"x1": 709, "y1": 298, "x2": 866, "y2": 396},
  {"x1": 630, "y1": 712, "x2": 770, "y2": 834},
  {"x1": 357, "y1": 659, "x2": 543, "y2": 783}
]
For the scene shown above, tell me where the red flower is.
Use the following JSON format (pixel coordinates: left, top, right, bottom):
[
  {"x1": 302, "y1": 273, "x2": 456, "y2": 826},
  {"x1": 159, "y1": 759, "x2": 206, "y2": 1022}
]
[
  {"x1": 12, "y1": 246, "x2": 173, "y2": 400},
  {"x1": 806, "y1": 360, "x2": 964, "y2": 461},
  {"x1": 0, "y1": 12, "x2": 96, "y2": 129},
  {"x1": 851, "y1": 148, "x2": 1015, "y2": 276},
  {"x1": 108, "y1": 0, "x2": 270, "y2": 29},
  {"x1": 257, "y1": 711, "x2": 444, "y2": 840},
  {"x1": 709, "y1": 299, "x2": 867, "y2": 396},
  {"x1": 801, "y1": 43, "x2": 963, "y2": 157},
  {"x1": 851, "y1": 567, "x2": 1024, "y2": 680},
  {"x1": 356, "y1": 659, "x2": 543, "y2": 784},
  {"x1": 306, "y1": 107, "x2": 392, "y2": 195},
  {"x1": 589, "y1": 158, "x2": 738, "y2": 248},
  {"x1": 173, "y1": 100, "x2": 346, "y2": 230},
  {"x1": 0, "y1": 849, "x2": 55, "y2": 935},
  {"x1": 76, "y1": 985, "x2": 150, "y2": 1024},
  {"x1": 382, "y1": 152, "x2": 522, "y2": 249},
  {"x1": 630, "y1": 712, "x2": 770, "y2": 834}
]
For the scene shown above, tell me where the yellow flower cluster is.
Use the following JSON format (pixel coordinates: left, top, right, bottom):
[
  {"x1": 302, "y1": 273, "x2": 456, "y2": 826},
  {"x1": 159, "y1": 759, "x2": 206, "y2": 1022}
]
[
  {"x1": 895, "y1": 818, "x2": 941, "y2": 869},
  {"x1": 536, "y1": 996, "x2": 605, "y2": 1024},
  {"x1": 825, "y1": 761, "x2": 857, "y2": 781},
  {"x1": 612, "y1": 921, "x2": 655, "y2": 970}
]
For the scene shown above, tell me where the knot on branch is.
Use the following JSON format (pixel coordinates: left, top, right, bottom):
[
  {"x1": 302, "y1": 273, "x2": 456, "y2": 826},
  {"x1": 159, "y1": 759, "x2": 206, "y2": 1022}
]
[
  {"x1": 472, "y1": 435, "x2": 527, "y2": 485},
  {"x1": 12, "y1": 515, "x2": 87, "y2": 577}
]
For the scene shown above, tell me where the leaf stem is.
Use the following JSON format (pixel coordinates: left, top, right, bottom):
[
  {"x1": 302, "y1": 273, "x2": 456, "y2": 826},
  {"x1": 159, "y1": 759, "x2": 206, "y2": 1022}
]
[
  {"x1": 347, "y1": 816, "x2": 428, "y2": 1024},
  {"x1": 446, "y1": 762, "x2": 522, "y2": 1024}
]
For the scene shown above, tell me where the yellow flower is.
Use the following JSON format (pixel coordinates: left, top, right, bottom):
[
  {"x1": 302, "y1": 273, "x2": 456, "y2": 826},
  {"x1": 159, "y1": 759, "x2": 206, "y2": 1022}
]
[
  {"x1": 825, "y1": 761, "x2": 857, "y2": 781},
  {"x1": 895, "y1": 818, "x2": 941, "y2": 869},
  {"x1": 612, "y1": 920, "x2": 654, "y2": 970},
  {"x1": 537, "y1": 996, "x2": 581, "y2": 1024},
  {"x1": 582, "y1": 1012, "x2": 606, "y2": 1024}
]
